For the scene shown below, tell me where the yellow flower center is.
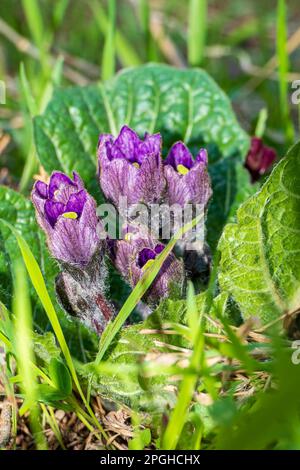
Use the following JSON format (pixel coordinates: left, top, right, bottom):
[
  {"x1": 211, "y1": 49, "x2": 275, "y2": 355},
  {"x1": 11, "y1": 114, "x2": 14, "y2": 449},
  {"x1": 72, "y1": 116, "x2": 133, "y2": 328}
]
[
  {"x1": 176, "y1": 164, "x2": 189, "y2": 175},
  {"x1": 141, "y1": 259, "x2": 155, "y2": 271},
  {"x1": 132, "y1": 162, "x2": 140, "y2": 169},
  {"x1": 124, "y1": 232, "x2": 133, "y2": 241},
  {"x1": 62, "y1": 211, "x2": 78, "y2": 219}
]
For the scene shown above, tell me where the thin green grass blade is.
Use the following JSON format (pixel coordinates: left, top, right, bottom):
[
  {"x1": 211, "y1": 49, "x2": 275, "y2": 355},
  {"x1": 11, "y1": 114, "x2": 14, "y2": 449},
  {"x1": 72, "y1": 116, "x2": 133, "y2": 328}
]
[
  {"x1": 138, "y1": 0, "x2": 156, "y2": 61},
  {"x1": 18, "y1": 63, "x2": 38, "y2": 192},
  {"x1": 161, "y1": 282, "x2": 204, "y2": 450},
  {"x1": 41, "y1": 404, "x2": 66, "y2": 450},
  {"x1": 0, "y1": 220, "x2": 106, "y2": 437},
  {"x1": 13, "y1": 260, "x2": 48, "y2": 450},
  {"x1": 92, "y1": 1, "x2": 141, "y2": 67},
  {"x1": 255, "y1": 108, "x2": 268, "y2": 138},
  {"x1": 95, "y1": 214, "x2": 203, "y2": 364},
  {"x1": 101, "y1": 0, "x2": 116, "y2": 81},
  {"x1": 21, "y1": 0, "x2": 44, "y2": 50},
  {"x1": 276, "y1": 0, "x2": 294, "y2": 144},
  {"x1": 19, "y1": 63, "x2": 38, "y2": 117},
  {"x1": 188, "y1": 0, "x2": 207, "y2": 66}
]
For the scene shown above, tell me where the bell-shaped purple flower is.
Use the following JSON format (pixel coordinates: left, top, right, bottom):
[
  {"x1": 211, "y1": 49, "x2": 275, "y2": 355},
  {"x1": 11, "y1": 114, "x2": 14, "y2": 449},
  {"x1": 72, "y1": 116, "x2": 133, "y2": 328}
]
[
  {"x1": 245, "y1": 137, "x2": 276, "y2": 183},
  {"x1": 163, "y1": 142, "x2": 212, "y2": 207},
  {"x1": 109, "y1": 226, "x2": 185, "y2": 303},
  {"x1": 32, "y1": 171, "x2": 102, "y2": 268},
  {"x1": 98, "y1": 125, "x2": 165, "y2": 209}
]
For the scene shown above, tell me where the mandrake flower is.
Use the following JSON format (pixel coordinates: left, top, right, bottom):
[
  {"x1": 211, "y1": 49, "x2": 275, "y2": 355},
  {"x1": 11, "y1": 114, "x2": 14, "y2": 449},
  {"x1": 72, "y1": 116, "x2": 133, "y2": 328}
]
[
  {"x1": 97, "y1": 125, "x2": 165, "y2": 210},
  {"x1": 109, "y1": 226, "x2": 185, "y2": 303},
  {"x1": 245, "y1": 136, "x2": 276, "y2": 183},
  {"x1": 163, "y1": 141, "x2": 212, "y2": 208},
  {"x1": 31, "y1": 171, "x2": 102, "y2": 268},
  {"x1": 32, "y1": 171, "x2": 114, "y2": 335}
]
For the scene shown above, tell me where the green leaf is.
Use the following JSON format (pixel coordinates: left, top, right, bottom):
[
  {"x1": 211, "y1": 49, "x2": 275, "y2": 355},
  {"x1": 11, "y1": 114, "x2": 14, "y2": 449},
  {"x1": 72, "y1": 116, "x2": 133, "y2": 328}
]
[
  {"x1": 78, "y1": 292, "x2": 210, "y2": 410},
  {"x1": 36, "y1": 383, "x2": 70, "y2": 405},
  {"x1": 34, "y1": 64, "x2": 251, "y2": 249},
  {"x1": 49, "y1": 358, "x2": 72, "y2": 396},
  {"x1": 33, "y1": 331, "x2": 61, "y2": 363},
  {"x1": 218, "y1": 141, "x2": 300, "y2": 328}
]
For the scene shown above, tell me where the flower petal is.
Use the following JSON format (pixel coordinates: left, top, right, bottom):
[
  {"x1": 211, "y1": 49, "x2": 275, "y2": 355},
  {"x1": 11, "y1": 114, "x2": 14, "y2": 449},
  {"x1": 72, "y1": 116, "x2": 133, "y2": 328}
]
[
  {"x1": 164, "y1": 165, "x2": 191, "y2": 206},
  {"x1": 185, "y1": 161, "x2": 212, "y2": 206},
  {"x1": 111, "y1": 125, "x2": 140, "y2": 162},
  {"x1": 138, "y1": 152, "x2": 166, "y2": 204},
  {"x1": 100, "y1": 158, "x2": 140, "y2": 206},
  {"x1": 65, "y1": 190, "x2": 87, "y2": 216},
  {"x1": 165, "y1": 142, "x2": 194, "y2": 170},
  {"x1": 44, "y1": 200, "x2": 65, "y2": 228},
  {"x1": 137, "y1": 248, "x2": 156, "y2": 268},
  {"x1": 48, "y1": 171, "x2": 77, "y2": 199},
  {"x1": 35, "y1": 180, "x2": 48, "y2": 199}
]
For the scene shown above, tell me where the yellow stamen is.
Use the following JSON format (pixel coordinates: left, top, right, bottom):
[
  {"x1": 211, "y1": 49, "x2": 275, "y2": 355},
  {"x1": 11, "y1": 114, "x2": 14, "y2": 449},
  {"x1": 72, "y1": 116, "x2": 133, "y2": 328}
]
[
  {"x1": 177, "y1": 164, "x2": 189, "y2": 175},
  {"x1": 142, "y1": 259, "x2": 155, "y2": 271},
  {"x1": 62, "y1": 211, "x2": 78, "y2": 219},
  {"x1": 124, "y1": 232, "x2": 133, "y2": 241},
  {"x1": 132, "y1": 162, "x2": 140, "y2": 169}
]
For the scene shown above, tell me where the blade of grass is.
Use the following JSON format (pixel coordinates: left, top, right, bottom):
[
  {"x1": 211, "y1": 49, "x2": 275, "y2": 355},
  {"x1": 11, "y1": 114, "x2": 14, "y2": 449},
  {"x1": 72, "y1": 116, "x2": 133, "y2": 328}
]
[
  {"x1": 19, "y1": 59, "x2": 63, "y2": 192},
  {"x1": 21, "y1": 0, "x2": 49, "y2": 76},
  {"x1": 21, "y1": 0, "x2": 44, "y2": 51},
  {"x1": 139, "y1": 0, "x2": 156, "y2": 61},
  {"x1": 53, "y1": 0, "x2": 70, "y2": 29},
  {"x1": 161, "y1": 282, "x2": 204, "y2": 450},
  {"x1": 0, "y1": 309, "x2": 107, "y2": 443},
  {"x1": 92, "y1": 1, "x2": 141, "y2": 67},
  {"x1": 188, "y1": 0, "x2": 207, "y2": 66},
  {"x1": 277, "y1": 0, "x2": 294, "y2": 144},
  {"x1": 0, "y1": 219, "x2": 107, "y2": 439},
  {"x1": 254, "y1": 108, "x2": 268, "y2": 138},
  {"x1": 41, "y1": 404, "x2": 66, "y2": 449},
  {"x1": 95, "y1": 213, "x2": 203, "y2": 364},
  {"x1": 101, "y1": 0, "x2": 116, "y2": 81},
  {"x1": 13, "y1": 260, "x2": 48, "y2": 450}
]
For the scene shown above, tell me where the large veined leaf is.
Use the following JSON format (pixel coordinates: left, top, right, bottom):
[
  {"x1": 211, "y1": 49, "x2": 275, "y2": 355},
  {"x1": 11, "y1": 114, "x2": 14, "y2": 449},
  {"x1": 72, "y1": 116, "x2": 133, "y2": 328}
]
[
  {"x1": 34, "y1": 64, "x2": 252, "y2": 250},
  {"x1": 218, "y1": 141, "x2": 300, "y2": 329},
  {"x1": 0, "y1": 185, "x2": 98, "y2": 357},
  {"x1": 78, "y1": 292, "x2": 228, "y2": 410},
  {"x1": 78, "y1": 296, "x2": 190, "y2": 410}
]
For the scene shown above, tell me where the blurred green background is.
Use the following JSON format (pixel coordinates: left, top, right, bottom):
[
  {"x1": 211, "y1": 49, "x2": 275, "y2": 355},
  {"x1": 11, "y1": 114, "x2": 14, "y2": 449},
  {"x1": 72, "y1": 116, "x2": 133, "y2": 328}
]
[{"x1": 0, "y1": 0, "x2": 299, "y2": 190}]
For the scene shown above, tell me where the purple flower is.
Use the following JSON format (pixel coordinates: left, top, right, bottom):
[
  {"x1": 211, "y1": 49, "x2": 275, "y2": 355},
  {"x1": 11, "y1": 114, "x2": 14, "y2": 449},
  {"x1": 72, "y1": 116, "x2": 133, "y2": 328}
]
[
  {"x1": 98, "y1": 125, "x2": 165, "y2": 208},
  {"x1": 110, "y1": 227, "x2": 184, "y2": 302},
  {"x1": 163, "y1": 142, "x2": 212, "y2": 207},
  {"x1": 245, "y1": 137, "x2": 277, "y2": 182},
  {"x1": 32, "y1": 171, "x2": 102, "y2": 267}
]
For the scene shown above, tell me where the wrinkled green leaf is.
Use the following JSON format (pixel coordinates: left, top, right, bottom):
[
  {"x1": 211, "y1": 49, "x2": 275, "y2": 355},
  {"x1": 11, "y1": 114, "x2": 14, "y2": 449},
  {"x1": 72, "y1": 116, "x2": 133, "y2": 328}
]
[
  {"x1": 49, "y1": 358, "x2": 72, "y2": 396},
  {"x1": 78, "y1": 293, "x2": 213, "y2": 410},
  {"x1": 219, "y1": 141, "x2": 300, "y2": 328},
  {"x1": 34, "y1": 64, "x2": 252, "y2": 250},
  {"x1": 33, "y1": 331, "x2": 61, "y2": 363}
]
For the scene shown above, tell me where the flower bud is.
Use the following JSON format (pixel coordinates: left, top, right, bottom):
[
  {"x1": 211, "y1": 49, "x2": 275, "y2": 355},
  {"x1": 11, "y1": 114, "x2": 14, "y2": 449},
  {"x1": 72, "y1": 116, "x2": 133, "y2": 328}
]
[
  {"x1": 245, "y1": 137, "x2": 276, "y2": 182},
  {"x1": 109, "y1": 226, "x2": 185, "y2": 303},
  {"x1": 98, "y1": 125, "x2": 165, "y2": 210},
  {"x1": 32, "y1": 171, "x2": 102, "y2": 268},
  {"x1": 163, "y1": 141, "x2": 212, "y2": 207}
]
